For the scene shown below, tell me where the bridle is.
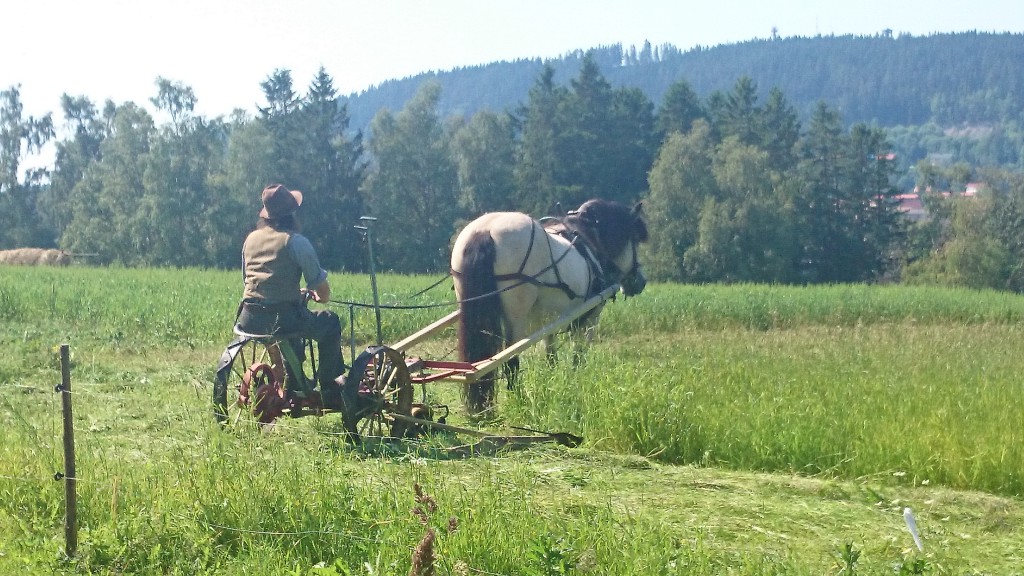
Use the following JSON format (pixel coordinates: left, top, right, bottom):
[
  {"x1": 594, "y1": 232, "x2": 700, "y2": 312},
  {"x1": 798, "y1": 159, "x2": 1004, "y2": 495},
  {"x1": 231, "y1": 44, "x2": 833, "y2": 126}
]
[
  {"x1": 605, "y1": 237, "x2": 640, "y2": 281},
  {"x1": 563, "y1": 210, "x2": 643, "y2": 291}
]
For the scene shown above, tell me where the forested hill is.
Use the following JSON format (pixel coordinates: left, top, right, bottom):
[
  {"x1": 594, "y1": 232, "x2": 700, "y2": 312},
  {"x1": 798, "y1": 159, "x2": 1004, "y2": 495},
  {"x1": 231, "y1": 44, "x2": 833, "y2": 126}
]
[{"x1": 341, "y1": 31, "x2": 1024, "y2": 130}]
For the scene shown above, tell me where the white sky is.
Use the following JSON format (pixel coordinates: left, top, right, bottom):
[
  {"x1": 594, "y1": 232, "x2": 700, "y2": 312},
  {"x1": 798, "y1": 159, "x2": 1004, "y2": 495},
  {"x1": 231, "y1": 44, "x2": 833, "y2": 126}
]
[{"x1": 5, "y1": 0, "x2": 1023, "y2": 123}]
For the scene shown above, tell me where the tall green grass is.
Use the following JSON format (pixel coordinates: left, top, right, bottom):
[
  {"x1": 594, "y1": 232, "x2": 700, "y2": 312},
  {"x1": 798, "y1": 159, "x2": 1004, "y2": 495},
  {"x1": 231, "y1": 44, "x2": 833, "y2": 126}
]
[
  {"x1": 8, "y1": 268, "x2": 1024, "y2": 346},
  {"x1": 3, "y1": 266, "x2": 1024, "y2": 495},
  {"x1": 601, "y1": 282, "x2": 1024, "y2": 332},
  {"x1": 3, "y1": 265, "x2": 1024, "y2": 573},
  {"x1": 503, "y1": 323, "x2": 1024, "y2": 496},
  {"x1": 0, "y1": 266, "x2": 449, "y2": 352}
]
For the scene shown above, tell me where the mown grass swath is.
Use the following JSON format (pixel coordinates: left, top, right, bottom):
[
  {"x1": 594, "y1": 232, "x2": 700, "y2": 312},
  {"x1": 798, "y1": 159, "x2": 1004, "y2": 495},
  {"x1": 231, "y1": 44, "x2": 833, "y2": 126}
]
[{"x1": 1, "y1": 265, "x2": 1022, "y2": 574}]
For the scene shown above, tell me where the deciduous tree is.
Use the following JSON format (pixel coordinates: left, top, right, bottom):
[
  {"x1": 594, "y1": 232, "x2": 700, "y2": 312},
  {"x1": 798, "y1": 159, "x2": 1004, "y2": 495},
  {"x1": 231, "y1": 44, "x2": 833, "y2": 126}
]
[
  {"x1": 685, "y1": 137, "x2": 797, "y2": 282},
  {"x1": 363, "y1": 81, "x2": 459, "y2": 272},
  {"x1": 39, "y1": 95, "x2": 107, "y2": 244},
  {"x1": 0, "y1": 85, "x2": 54, "y2": 248},
  {"x1": 142, "y1": 80, "x2": 227, "y2": 266},
  {"x1": 63, "y1": 103, "x2": 154, "y2": 264},
  {"x1": 451, "y1": 110, "x2": 517, "y2": 215},
  {"x1": 643, "y1": 121, "x2": 717, "y2": 281}
]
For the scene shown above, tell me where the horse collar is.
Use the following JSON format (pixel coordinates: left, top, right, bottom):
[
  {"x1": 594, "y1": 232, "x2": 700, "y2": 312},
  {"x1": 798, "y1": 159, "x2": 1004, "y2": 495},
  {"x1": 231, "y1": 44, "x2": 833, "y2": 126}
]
[{"x1": 549, "y1": 221, "x2": 610, "y2": 297}]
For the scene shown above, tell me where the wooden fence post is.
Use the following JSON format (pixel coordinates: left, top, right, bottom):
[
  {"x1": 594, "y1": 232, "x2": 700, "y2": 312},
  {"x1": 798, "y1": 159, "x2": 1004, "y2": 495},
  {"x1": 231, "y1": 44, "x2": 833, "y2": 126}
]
[{"x1": 59, "y1": 344, "x2": 77, "y2": 557}]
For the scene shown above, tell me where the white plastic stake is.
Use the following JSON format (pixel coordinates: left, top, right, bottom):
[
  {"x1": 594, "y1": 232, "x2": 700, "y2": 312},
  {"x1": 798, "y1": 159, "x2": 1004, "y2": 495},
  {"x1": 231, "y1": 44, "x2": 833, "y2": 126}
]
[{"x1": 903, "y1": 507, "x2": 923, "y2": 551}]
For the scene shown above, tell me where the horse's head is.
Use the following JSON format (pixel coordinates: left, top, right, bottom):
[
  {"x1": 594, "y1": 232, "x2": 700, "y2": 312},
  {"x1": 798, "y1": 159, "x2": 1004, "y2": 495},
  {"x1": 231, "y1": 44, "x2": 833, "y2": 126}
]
[{"x1": 572, "y1": 199, "x2": 649, "y2": 297}]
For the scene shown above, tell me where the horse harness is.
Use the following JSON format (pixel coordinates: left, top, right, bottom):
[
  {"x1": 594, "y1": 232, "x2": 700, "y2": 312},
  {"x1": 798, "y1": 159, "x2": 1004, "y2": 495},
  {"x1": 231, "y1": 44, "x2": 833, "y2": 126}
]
[{"x1": 490, "y1": 215, "x2": 614, "y2": 301}]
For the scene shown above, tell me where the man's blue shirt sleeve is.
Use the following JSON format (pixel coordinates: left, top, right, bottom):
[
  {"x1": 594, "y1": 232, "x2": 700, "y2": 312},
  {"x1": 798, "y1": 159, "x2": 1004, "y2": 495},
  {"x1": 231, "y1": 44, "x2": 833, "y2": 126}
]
[{"x1": 287, "y1": 233, "x2": 328, "y2": 289}]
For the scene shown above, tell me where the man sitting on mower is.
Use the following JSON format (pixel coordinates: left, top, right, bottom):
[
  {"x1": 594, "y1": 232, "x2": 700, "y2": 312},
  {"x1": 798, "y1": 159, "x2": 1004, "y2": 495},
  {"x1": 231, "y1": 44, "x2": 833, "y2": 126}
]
[{"x1": 235, "y1": 183, "x2": 346, "y2": 408}]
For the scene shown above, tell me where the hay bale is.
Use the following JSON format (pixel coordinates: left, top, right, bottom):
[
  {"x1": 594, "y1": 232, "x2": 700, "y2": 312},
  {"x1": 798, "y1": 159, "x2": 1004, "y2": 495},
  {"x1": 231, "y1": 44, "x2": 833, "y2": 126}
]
[
  {"x1": 0, "y1": 248, "x2": 72, "y2": 266},
  {"x1": 0, "y1": 248, "x2": 44, "y2": 265}
]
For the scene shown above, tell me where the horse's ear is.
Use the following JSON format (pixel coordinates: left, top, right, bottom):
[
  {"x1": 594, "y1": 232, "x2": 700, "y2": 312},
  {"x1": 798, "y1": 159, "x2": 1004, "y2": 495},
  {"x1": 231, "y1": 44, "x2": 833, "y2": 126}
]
[{"x1": 632, "y1": 201, "x2": 649, "y2": 242}]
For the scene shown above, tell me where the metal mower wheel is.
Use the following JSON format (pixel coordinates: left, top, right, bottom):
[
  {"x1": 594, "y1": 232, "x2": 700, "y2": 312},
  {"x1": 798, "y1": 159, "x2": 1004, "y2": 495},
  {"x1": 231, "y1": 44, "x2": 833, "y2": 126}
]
[
  {"x1": 342, "y1": 346, "x2": 414, "y2": 440},
  {"x1": 214, "y1": 338, "x2": 289, "y2": 426}
]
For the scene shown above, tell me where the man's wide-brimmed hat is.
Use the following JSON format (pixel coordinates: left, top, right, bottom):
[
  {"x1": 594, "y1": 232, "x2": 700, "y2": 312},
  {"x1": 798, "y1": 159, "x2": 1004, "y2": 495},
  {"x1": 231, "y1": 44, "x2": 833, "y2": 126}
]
[{"x1": 259, "y1": 184, "x2": 303, "y2": 218}]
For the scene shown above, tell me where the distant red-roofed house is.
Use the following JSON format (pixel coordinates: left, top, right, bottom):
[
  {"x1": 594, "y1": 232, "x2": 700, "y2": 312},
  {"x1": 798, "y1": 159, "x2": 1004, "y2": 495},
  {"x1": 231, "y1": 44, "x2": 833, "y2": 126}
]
[
  {"x1": 895, "y1": 193, "x2": 926, "y2": 221},
  {"x1": 895, "y1": 183, "x2": 981, "y2": 222}
]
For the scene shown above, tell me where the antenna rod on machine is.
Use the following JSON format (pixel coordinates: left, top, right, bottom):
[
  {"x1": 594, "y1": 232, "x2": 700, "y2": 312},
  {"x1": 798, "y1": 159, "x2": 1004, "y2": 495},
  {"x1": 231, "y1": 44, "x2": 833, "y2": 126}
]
[{"x1": 355, "y1": 216, "x2": 383, "y2": 346}]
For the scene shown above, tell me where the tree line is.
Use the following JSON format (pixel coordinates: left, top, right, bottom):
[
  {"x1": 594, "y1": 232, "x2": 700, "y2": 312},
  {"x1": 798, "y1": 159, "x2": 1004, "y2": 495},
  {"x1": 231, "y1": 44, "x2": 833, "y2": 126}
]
[
  {"x1": 2, "y1": 52, "x2": 1023, "y2": 290},
  {"x1": 344, "y1": 32, "x2": 1024, "y2": 178}
]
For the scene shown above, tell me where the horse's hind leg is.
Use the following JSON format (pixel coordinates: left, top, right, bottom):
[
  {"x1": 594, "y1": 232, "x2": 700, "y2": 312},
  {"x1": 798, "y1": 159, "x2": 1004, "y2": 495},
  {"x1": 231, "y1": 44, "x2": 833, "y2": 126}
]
[
  {"x1": 501, "y1": 323, "x2": 524, "y2": 391},
  {"x1": 500, "y1": 284, "x2": 535, "y2": 391},
  {"x1": 543, "y1": 333, "x2": 558, "y2": 366},
  {"x1": 503, "y1": 356, "x2": 520, "y2": 390}
]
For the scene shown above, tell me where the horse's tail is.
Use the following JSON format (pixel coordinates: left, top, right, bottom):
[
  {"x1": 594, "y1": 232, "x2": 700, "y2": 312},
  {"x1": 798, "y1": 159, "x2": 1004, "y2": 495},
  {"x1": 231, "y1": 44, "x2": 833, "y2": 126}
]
[{"x1": 455, "y1": 230, "x2": 503, "y2": 416}]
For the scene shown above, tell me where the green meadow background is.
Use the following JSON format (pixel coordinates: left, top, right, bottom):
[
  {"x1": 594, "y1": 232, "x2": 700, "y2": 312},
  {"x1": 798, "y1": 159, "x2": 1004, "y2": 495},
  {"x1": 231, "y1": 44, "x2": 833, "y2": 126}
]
[{"x1": 1, "y1": 266, "x2": 1022, "y2": 574}]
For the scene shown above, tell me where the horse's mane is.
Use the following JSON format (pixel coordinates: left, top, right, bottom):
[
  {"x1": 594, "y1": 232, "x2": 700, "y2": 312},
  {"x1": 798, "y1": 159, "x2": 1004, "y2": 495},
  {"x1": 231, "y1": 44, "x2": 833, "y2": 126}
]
[{"x1": 549, "y1": 199, "x2": 648, "y2": 257}]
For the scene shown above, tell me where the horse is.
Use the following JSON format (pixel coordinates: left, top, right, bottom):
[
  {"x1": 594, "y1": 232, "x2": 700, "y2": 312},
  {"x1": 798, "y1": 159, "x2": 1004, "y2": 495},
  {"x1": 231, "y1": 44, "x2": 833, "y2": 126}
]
[{"x1": 450, "y1": 198, "x2": 649, "y2": 416}]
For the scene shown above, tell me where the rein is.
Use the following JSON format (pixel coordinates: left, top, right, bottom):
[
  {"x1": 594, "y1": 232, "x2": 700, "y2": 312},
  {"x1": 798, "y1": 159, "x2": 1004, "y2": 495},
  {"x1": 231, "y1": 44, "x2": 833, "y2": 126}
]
[{"x1": 330, "y1": 274, "x2": 536, "y2": 311}]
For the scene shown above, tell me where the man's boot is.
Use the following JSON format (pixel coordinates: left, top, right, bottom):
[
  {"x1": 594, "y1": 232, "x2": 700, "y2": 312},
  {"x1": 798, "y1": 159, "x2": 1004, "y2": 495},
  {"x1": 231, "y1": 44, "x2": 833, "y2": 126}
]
[{"x1": 321, "y1": 373, "x2": 347, "y2": 410}]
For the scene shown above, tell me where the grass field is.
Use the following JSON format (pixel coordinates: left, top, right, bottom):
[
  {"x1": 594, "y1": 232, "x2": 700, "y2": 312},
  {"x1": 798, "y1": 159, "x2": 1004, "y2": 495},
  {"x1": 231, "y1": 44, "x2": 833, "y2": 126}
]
[{"x1": 1, "y1": 265, "x2": 1022, "y2": 574}]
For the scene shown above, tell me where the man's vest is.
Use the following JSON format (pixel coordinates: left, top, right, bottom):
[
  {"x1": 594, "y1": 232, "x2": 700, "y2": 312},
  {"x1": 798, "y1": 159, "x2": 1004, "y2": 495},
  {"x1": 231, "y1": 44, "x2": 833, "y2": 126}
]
[{"x1": 242, "y1": 227, "x2": 303, "y2": 304}]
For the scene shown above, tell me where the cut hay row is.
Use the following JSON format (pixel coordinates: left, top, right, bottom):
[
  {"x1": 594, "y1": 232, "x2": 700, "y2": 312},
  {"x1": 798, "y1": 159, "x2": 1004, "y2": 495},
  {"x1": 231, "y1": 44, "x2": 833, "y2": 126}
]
[{"x1": 0, "y1": 248, "x2": 71, "y2": 266}]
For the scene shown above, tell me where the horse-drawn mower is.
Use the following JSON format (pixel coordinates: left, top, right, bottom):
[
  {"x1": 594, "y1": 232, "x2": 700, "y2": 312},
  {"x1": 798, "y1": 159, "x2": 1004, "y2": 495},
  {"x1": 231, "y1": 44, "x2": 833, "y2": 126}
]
[
  {"x1": 212, "y1": 285, "x2": 621, "y2": 450},
  {"x1": 213, "y1": 199, "x2": 648, "y2": 452}
]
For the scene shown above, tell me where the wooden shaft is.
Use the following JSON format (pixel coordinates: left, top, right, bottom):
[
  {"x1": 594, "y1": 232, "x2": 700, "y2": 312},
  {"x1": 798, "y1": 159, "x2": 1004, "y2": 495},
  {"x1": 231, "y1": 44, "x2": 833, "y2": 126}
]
[
  {"x1": 464, "y1": 283, "x2": 620, "y2": 381},
  {"x1": 390, "y1": 309, "x2": 460, "y2": 353}
]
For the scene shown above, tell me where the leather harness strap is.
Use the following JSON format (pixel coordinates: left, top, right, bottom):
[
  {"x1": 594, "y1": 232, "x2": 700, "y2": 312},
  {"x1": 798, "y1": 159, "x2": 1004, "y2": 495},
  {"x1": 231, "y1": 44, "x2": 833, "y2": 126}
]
[
  {"x1": 451, "y1": 215, "x2": 614, "y2": 302},
  {"x1": 493, "y1": 220, "x2": 583, "y2": 299}
]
